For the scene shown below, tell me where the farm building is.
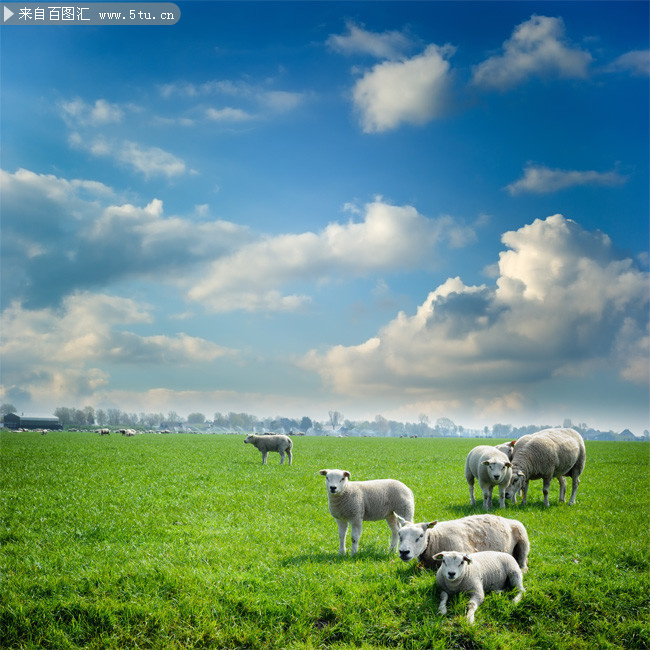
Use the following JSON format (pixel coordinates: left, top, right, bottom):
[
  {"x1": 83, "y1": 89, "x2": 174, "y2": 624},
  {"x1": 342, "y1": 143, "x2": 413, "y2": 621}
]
[{"x1": 2, "y1": 413, "x2": 62, "y2": 430}]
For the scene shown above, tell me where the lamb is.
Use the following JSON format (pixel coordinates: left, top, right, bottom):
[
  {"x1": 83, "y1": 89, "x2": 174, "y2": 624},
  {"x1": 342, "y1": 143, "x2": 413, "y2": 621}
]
[
  {"x1": 244, "y1": 434, "x2": 293, "y2": 465},
  {"x1": 504, "y1": 428, "x2": 586, "y2": 506},
  {"x1": 465, "y1": 445, "x2": 513, "y2": 509},
  {"x1": 435, "y1": 550, "x2": 525, "y2": 624},
  {"x1": 395, "y1": 513, "x2": 529, "y2": 572},
  {"x1": 493, "y1": 440, "x2": 516, "y2": 459},
  {"x1": 318, "y1": 469, "x2": 415, "y2": 555}
]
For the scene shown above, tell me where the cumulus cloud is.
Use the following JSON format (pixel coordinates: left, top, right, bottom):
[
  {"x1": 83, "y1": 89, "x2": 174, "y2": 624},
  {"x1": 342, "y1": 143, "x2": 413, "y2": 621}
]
[
  {"x1": 60, "y1": 97, "x2": 125, "y2": 126},
  {"x1": 188, "y1": 199, "x2": 476, "y2": 312},
  {"x1": 472, "y1": 15, "x2": 592, "y2": 89},
  {"x1": 353, "y1": 44, "x2": 455, "y2": 133},
  {"x1": 301, "y1": 215, "x2": 649, "y2": 413},
  {"x1": 0, "y1": 292, "x2": 235, "y2": 407},
  {"x1": 506, "y1": 163, "x2": 627, "y2": 195},
  {"x1": 1, "y1": 168, "x2": 251, "y2": 308},
  {"x1": 327, "y1": 21, "x2": 413, "y2": 60}
]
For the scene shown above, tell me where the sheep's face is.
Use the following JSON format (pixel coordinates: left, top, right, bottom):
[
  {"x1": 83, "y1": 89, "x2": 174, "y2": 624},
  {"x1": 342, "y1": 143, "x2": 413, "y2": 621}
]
[
  {"x1": 481, "y1": 459, "x2": 512, "y2": 484},
  {"x1": 398, "y1": 522, "x2": 432, "y2": 562},
  {"x1": 319, "y1": 469, "x2": 351, "y2": 495},
  {"x1": 505, "y1": 471, "x2": 526, "y2": 501},
  {"x1": 243, "y1": 435, "x2": 255, "y2": 444},
  {"x1": 434, "y1": 552, "x2": 471, "y2": 582},
  {"x1": 493, "y1": 441, "x2": 516, "y2": 460}
]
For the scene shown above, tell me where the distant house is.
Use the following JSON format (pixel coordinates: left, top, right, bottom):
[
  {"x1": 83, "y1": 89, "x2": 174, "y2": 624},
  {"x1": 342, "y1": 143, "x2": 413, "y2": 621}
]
[{"x1": 2, "y1": 413, "x2": 62, "y2": 430}]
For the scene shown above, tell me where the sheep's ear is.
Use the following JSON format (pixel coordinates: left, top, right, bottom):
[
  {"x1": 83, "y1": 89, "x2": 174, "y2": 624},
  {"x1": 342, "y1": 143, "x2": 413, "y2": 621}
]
[
  {"x1": 517, "y1": 471, "x2": 525, "y2": 477},
  {"x1": 427, "y1": 520, "x2": 438, "y2": 529},
  {"x1": 510, "y1": 440, "x2": 516, "y2": 447},
  {"x1": 318, "y1": 469, "x2": 328, "y2": 476},
  {"x1": 394, "y1": 512, "x2": 409, "y2": 527},
  {"x1": 463, "y1": 555, "x2": 472, "y2": 564},
  {"x1": 434, "y1": 553, "x2": 445, "y2": 561},
  {"x1": 343, "y1": 471, "x2": 351, "y2": 479},
  {"x1": 481, "y1": 460, "x2": 490, "y2": 466},
  {"x1": 505, "y1": 462, "x2": 512, "y2": 468}
]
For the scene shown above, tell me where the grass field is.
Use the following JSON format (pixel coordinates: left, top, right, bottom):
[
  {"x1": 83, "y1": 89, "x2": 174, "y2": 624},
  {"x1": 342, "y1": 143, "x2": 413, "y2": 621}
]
[{"x1": 1, "y1": 430, "x2": 648, "y2": 649}]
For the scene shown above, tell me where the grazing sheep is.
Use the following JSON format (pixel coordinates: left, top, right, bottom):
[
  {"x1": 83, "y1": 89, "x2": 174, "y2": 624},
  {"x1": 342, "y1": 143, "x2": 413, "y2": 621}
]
[
  {"x1": 244, "y1": 434, "x2": 293, "y2": 465},
  {"x1": 465, "y1": 445, "x2": 513, "y2": 509},
  {"x1": 98, "y1": 428, "x2": 110, "y2": 436},
  {"x1": 435, "y1": 550, "x2": 525, "y2": 624},
  {"x1": 504, "y1": 428, "x2": 586, "y2": 506},
  {"x1": 319, "y1": 469, "x2": 415, "y2": 555},
  {"x1": 395, "y1": 513, "x2": 529, "y2": 572}
]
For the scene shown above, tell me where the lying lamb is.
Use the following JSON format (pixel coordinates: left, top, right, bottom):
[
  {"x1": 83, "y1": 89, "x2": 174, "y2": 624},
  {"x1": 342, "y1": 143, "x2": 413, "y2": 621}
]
[
  {"x1": 435, "y1": 551, "x2": 525, "y2": 624},
  {"x1": 395, "y1": 513, "x2": 529, "y2": 572},
  {"x1": 319, "y1": 469, "x2": 414, "y2": 555},
  {"x1": 504, "y1": 427, "x2": 586, "y2": 506},
  {"x1": 465, "y1": 445, "x2": 513, "y2": 509},
  {"x1": 244, "y1": 434, "x2": 293, "y2": 465}
]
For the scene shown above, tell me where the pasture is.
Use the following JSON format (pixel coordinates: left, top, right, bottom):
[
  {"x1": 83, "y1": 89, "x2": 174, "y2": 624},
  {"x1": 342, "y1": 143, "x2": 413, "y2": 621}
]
[{"x1": 1, "y1": 431, "x2": 648, "y2": 649}]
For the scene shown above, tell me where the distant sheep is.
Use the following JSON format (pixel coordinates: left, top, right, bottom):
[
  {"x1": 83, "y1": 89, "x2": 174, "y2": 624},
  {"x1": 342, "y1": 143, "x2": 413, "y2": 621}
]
[
  {"x1": 504, "y1": 428, "x2": 586, "y2": 506},
  {"x1": 244, "y1": 434, "x2": 293, "y2": 465},
  {"x1": 465, "y1": 445, "x2": 513, "y2": 509},
  {"x1": 435, "y1": 550, "x2": 525, "y2": 624},
  {"x1": 98, "y1": 428, "x2": 110, "y2": 436},
  {"x1": 319, "y1": 469, "x2": 415, "y2": 555},
  {"x1": 396, "y1": 513, "x2": 529, "y2": 572}
]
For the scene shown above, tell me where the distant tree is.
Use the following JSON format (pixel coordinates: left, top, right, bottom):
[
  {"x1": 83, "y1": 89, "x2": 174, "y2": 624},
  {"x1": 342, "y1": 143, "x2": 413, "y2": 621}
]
[
  {"x1": 436, "y1": 417, "x2": 457, "y2": 437},
  {"x1": 167, "y1": 411, "x2": 180, "y2": 425},
  {"x1": 1, "y1": 403, "x2": 18, "y2": 417},
  {"x1": 83, "y1": 406, "x2": 95, "y2": 426},
  {"x1": 299, "y1": 416, "x2": 313, "y2": 433},
  {"x1": 418, "y1": 413, "x2": 430, "y2": 436},
  {"x1": 187, "y1": 412, "x2": 206, "y2": 424},
  {"x1": 95, "y1": 409, "x2": 107, "y2": 426},
  {"x1": 329, "y1": 410, "x2": 343, "y2": 430}
]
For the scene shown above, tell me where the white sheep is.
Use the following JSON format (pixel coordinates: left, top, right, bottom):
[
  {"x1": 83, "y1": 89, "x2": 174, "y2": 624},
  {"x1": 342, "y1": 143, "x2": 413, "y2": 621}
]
[
  {"x1": 435, "y1": 550, "x2": 525, "y2": 624},
  {"x1": 465, "y1": 445, "x2": 513, "y2": 509},
  {"x1": 493, "y1": 440, "x2": 516, "y2": 459},
  {"x1": 395, "y1": 513, "x2": 529, "y2": 573},
  {"x1": 98, "y1": 428, "x2": 110, "y2": 436},
  {"x1": 318, "y1": 469, "x2": 415, "y2": 555},
  {"x1": 504, "y1": 428, "x2": 586, "y2": 506},
  {"x1": 244, "y1": 434, "x2": 293, "y2": 465}
]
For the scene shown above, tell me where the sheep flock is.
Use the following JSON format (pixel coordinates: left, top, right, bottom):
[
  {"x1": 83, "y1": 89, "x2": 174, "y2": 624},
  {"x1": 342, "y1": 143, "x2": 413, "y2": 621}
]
[{"x1": 239, "y1": 426, "x2": 587, "y2": 625}]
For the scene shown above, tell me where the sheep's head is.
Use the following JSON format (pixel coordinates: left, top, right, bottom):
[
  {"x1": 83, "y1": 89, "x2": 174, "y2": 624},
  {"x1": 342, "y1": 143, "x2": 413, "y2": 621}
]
[
  {"x1": 397, "y1": 519, "x2": 436, "y2": 562},
  {"x1": 319, "y1": 469, "x2": 351, "y2": 494},
  {"x1": 481, "y1": 458, "x2": 512, "y2": 484},
  {"x1": 505, "y1": 471, "x2": 526, "y2": 502},
  {"x1": 434, "y1": 552, "x2": 471, "y2": 581},
  {"x1": 243, "y1": 434, "x2": 255, "y2": 444}
]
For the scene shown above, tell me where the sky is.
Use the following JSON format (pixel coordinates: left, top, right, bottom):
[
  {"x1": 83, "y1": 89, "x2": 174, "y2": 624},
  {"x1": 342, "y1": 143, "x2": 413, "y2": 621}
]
[{"x1": 1, "y1": 1, "x2": 648, "y2": 432}]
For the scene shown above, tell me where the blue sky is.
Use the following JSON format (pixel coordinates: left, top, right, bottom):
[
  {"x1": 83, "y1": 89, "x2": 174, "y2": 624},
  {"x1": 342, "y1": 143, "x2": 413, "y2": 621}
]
[{"x1": 1, "y1": 1, "x2": 648, "y2": 432}]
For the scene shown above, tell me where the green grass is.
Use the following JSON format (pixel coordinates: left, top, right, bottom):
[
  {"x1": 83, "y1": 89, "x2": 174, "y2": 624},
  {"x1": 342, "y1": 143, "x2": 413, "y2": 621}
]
[{"x1": 1, "y1": 431, "x2": 648, "y2": 649}]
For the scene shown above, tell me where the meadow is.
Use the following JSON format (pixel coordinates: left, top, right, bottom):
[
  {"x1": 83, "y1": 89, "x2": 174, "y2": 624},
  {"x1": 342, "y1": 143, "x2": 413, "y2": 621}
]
[{"x1": 1, "y1": 430, "x2": 648, "y2": 649}]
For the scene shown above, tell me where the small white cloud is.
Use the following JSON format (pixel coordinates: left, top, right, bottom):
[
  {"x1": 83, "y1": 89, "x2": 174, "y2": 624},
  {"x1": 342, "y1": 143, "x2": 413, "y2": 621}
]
[
  {"x1": 60, "y1": 97, "x2": 124, "y2": 126},
  {"x1": 206, "y1": 107, "x2": 254, "y2": 122},
  {"x1": 506, "y1": 163, "x2": 627, "y2": 195},
  {"x1": 604, "y1": 49, "x2": 650, "y2": 77},
  {"x1": 353, "y1": 44, "x2": 455, "y2": 133},
  {"x1": 472, "y1": 15, "x2": 592, "y2": 89},
  {"x1": 327, "y1": 21, "x2": 412, "y2": 60}
]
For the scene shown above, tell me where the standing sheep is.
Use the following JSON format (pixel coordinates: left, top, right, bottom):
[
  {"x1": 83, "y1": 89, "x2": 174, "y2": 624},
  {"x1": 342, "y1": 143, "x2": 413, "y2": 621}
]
[
  {"x1": 319, "y1": 469, "x2": 415, "y2": 555},
  {"x1": 465, "y1": 445, "x2": 513, "y2": 509},
  {"x1": 244, "y1": 434, "x2": 293, "y2": 465},
  {"x1": 435, "y1": 550, "x2": 525, "y2": 624},
  {"x1": 504, "y1": 428, "x2": 586, "y2": 506},
  {"x1": 395, "y1": 513, "x2": 529, "y2": 572}
]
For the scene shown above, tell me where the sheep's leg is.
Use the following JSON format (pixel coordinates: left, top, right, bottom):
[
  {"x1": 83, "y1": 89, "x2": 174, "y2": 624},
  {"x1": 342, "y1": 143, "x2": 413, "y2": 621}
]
[
  {"x1": 521, "y1": 480, "x2": 530, "y2": 505},
  {"x1": 438, "y1": 591, "x2": 449, "y2": 615},
  {"x1": 510, "y1": 571, "x2": 525, "y2": 604},
  {"x1": 279, "y1": 451, "x2": 285, "y2": 465},
  {"x1": 261, "y1": 451, "x2": 268, "y2": 465},
  {"x1": 542, "y1": 477, "x2": 552, "y2": 506},
  {"x1": 482, "y1": 485, "x2": 493, "y2": 510},
  {"x1": 386, "y1": 512, "x2": 400, "y2": 553},
  {"x1": 557, "y1": 476, "x2": 567, "y2": 503},
  {"x1": 349, "y1": 520, "x2": 363, "y2": 555},
  {"x1": 468, "y1": 477, "x2": 476, "y2": 506},
  {"x1": 568, "y1": 473, "x2": 580, "y2": 506},
  {"x1": 466, "y1": 589, "x2": 484, "y2": 624},
  {"x1": 497, "y1": 485, "x2": 506, "y2": 508},
  {"x1": 286, "y1": 449, "x2": 292, "y2": 466},
  {"x1": 335, "y1": 519, "x2": 348, "y2": 555}
]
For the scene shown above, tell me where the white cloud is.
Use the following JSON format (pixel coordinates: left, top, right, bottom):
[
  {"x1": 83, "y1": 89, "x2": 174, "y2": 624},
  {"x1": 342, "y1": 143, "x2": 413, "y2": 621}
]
[
  {"x1": 327, "y1": 21, "x2": 412, "y2": 60},
  {"x1": 206, "y1": 107, "x2": 254, "y2": 122},
  {"x1": 60, "y1": 97, "x2": 125, "y2": 126},
  {"x1": 0, "y1": 293, "x2": 236, "y2": 406},
  {"x1": 604, "y1": 49, "x2": 650, "y2": 77},
  {"x1": 301, "y1": 215, "x2": 649, "y2": 414},
  {"x1": 472, "y1": 15, "x2": 592, "y2": 89},
  {"x1": 188, "y1": 199, "x2": 475, "y2": 312},
  {"x1": 353, "y1": 44, "x2": 455, "y2": 133},
  {"x1": 506, "y1": 163, "x2": 627, "y2": 195}
]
